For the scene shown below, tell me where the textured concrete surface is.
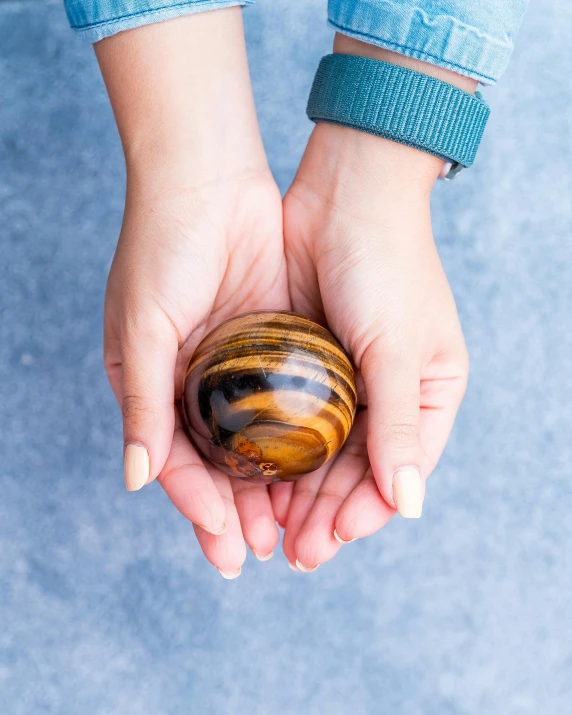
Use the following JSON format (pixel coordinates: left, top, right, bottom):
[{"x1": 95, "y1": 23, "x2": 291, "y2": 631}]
[{"x1": 1, "y1": 1, "x2": 571, "y2": 713}]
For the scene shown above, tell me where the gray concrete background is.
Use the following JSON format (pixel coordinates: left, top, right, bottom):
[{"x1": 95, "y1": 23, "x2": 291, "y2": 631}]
[{"x1": 1, "y1": 1, "x2": 571, "y2": 713}]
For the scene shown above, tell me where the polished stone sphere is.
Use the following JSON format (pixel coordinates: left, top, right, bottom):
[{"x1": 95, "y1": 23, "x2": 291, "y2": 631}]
[{"x1": 182, "y1": 311, "x2": 357, "y2": 483}]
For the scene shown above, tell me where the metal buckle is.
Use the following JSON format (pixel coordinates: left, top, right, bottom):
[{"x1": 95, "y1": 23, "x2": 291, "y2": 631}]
[
  {"x1": 442, "y1": 162, "x2": 465, "y2": 181},
  {"x1": 439, "y1": 92, "x2": 482, "y2": 181}
]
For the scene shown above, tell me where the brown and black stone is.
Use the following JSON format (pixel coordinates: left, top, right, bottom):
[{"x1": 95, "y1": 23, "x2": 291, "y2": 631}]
[{"x1": 182, "y1": 311, "x2": 357, "y2": 483}]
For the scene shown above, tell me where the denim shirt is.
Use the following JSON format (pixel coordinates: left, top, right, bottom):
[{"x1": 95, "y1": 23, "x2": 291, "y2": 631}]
[{"x1": 64, "y1": 0, "x2": 528, "y2": 85}]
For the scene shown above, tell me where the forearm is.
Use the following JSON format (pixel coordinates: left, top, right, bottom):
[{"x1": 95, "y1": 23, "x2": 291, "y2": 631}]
[
  {"x1": 66, "y1": 0, "x2": 253, "y2": 44},
  {"x1": 94, "y1": 8, "x2": 267, "y2": 190}
]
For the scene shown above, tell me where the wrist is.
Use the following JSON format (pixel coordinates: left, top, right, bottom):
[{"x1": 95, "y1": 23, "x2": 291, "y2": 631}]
[
  {"x1": 96, "y1": 8, "x2": 268, "y2": 190},
  {"x1": 321, "y1": 34, "x2": 481, "y2": 187},
  {"x1": 295, "y1": 122, "x2": 439, "y2": 214},
  {"x1": 333, "y1": 33, "x2": 478, "y2": 94}
]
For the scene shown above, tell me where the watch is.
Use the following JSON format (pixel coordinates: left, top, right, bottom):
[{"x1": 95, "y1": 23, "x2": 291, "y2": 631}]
[{"x1": 307, "y1": 54, "x2": 490, "y2": 181}]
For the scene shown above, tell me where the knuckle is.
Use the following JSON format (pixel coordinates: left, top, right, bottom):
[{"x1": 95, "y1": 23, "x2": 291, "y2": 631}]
[
  {"x1": 103, "y1": 335, "x2": 122, "y2": 378},
  {"x1": 103, "y1": 357, "x2": 113, "y2": 378},
  {"x1": 455, "y1": 373, "x2": 469, "y2": 401},
  {"x1": 122, "y1": 394, "x2": 156, "y2": 426},
  {"x1": 361, "y1": 334, "x2": 408, "y2": 370},
  {"x1": 384, "y1": 419, "x2": 419, "y2": 448},
  {"x1": 459, "y1": 352, "x2": 470, "y2": 386},
  {"x1": 103, "y1": 352, "x2": 119, "y2": 378},
  {"x1": 450, "y1": 349, "x2": 470, "y2": 401}
]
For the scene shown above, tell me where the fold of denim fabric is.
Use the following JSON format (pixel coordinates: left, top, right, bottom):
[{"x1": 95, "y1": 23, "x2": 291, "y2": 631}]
[
  {"x1": 329, "y1": 0, "x2": 529, "y2": 84},
  {"x1": 65, "y1": 0, "x2": 253, "y2": 43}
]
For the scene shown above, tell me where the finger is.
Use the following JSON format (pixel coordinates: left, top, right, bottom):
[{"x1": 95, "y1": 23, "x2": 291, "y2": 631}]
[
  {"x1": 362, "y1": 339, "x2": 425, "y2": 519},
  {"x1": 334, "y1": 471, "x2": 396, "y2": 542},
  {"x1": 269, "y1": 481, "x2": 295, "y2": 527},
  {"x1": 193, "y1": 470, "x2": 247, "y2": 579},
  {"x1": 157, "y1": 417, "x2": 227, "y2": 536},
  {"x1": 282, "y1": 466, "x2": 331, "y2": 571},
  {"x1": 120, "y1": 307, "x2": 178, "y2": 492},
  {"x1": 232, "y1": 480, "x2": 280, "y2": 561},
  {"x1": 293, "y1": 411, "x2": 369, "y2": 569}
]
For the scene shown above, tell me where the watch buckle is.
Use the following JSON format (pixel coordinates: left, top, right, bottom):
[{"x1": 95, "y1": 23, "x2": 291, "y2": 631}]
[{"x1": 440, "y1": 161, "x2": 465, "y2": 181}]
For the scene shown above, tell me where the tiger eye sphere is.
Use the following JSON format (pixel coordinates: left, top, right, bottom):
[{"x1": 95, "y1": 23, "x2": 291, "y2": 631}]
[{"x1": 182, "y1": 311, "x2": 357, "y2": 483}]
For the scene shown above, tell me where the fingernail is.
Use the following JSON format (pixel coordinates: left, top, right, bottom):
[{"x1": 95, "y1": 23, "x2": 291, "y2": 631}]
[
  {"x1": 295, "y1": 559, "x2": 319, "y2": 573},
  {"x1": 217, "y1": 567, "x2": 241, "y2": 580},
  {"x1": 333, "y1": 529, "x2": 357, "y2": 545},
  {"x1": 199, "y1": 522, "x2": 227, "y2": 536},
  {"x1": 124, "y1": 444, "x2": 150, "y2": 492},
  {"x1": 252, "y1": 550, "x2": 274, "y2": 562},
  {"x1": 288, "y1": 562, "x2": 300, "y2": 572},
  {"x1": 393, "y1": 467, "x2": 423, "y2": 518}
]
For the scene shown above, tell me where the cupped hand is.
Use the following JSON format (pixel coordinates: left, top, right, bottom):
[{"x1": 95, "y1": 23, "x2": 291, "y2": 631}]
[
  {"x1": 95, "y1": 10, "x2": 294, "y2": 577},
  {"x1": 278, "y1": 123, "x2": 469, "y2": 570},
  {"x1": 105, "y1": 168, "x2": 289, "y2": 576}
]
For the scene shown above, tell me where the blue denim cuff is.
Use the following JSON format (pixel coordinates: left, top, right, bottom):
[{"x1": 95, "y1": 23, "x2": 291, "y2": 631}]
[
  {"x1": 328, "y1": 0, "x2": 528, "y2": 85},
  {"x1": 65, "y1": 0, "x2": 253, "y2": 43}
]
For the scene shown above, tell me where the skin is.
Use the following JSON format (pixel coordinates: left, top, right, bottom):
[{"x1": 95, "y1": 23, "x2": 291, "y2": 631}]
[
  {"x1": 95, "y1": 10, "x2": 475, "y2": 574},
  {"x1": 279, "y1": 37, "x2": 476, "y2": 570},
  {"x1": 96, "y1": 10, "x2": 288, "y2": 574},
  {"x1": 280, "y1": 123, "x2": 469, "y2": 569}
]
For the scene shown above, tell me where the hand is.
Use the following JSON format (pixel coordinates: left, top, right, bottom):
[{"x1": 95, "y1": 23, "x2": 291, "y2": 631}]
[
  {"x1": 96, "y1": 10, "x2": 289, "y2": 576},
  {"x1": 280, "y1": 121, "x2": 469, "y2": 570}
]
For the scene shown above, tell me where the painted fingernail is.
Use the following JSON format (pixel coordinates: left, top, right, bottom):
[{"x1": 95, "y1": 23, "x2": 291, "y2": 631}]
[
  {"x1": 200, "y1": 522, "x2": 227, "y2": 536},
  {"x1": 217, "y1": 567, "x2": 241, "y2": 580},
  {"x1": 288, "y1": 562, "x2": 300, "y2": 572},
  {"x1": 295, "y1": 559, "x2": 319, "y2": 573},
  {"x1": 252, "y1": 550, "x2": 274, "y2": 562},
  {"x1": 393, "y1": 467, "x2": 423, "y2": 519},
  {"x1": 333, "y1": 529, "x2": 357, "y2": 545},
  {"x1": 124, "y1": 444, "x2": 150, "y2": 492}
]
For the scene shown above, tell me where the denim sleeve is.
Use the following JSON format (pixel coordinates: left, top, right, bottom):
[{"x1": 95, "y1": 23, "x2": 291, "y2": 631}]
[
  {"x1": 328, "y1": 0, "x2": 529, "y2": 84},
  {"x1": 65, "y1": 0, "x2": 253, "y2": 43}
]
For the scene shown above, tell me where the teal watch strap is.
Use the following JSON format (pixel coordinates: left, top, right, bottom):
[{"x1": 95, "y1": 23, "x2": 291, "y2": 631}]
[{"x1": 307, "y1": 54, "x2": 490, "y2": 178}]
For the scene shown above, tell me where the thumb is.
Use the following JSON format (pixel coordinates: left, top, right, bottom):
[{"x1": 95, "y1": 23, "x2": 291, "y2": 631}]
[
  {"x1": 121, "y1": 311, "x2": 178, "y2": 492},
  {"x1": 362, "y1": 339, "x2": 425, "y2": 519}
]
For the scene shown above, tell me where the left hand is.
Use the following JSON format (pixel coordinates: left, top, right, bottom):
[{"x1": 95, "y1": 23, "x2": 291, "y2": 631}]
[{"x1": 277, "y1": 122, "x2": 469, "y2": 571}]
